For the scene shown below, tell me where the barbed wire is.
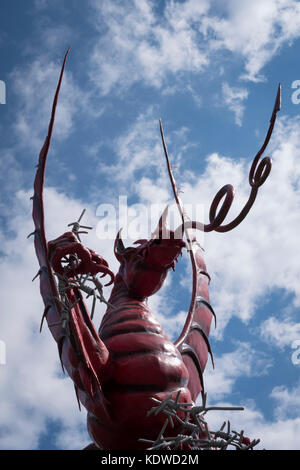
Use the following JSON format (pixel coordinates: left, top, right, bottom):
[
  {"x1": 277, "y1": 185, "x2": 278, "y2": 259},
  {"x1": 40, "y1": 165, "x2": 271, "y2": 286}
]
[{"x1": 139, "y1": 391, "x2": 260, "y2": 450}]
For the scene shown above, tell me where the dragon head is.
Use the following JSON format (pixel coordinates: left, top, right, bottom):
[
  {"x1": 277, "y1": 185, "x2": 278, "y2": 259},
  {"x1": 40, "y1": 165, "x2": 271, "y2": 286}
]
[{"x1": 114, "y1": 207, "x2": 186, "y2": 300}]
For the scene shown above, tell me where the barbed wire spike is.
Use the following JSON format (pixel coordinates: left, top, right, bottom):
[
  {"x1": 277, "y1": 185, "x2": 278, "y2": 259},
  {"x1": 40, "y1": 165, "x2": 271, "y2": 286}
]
[
  {"x1": 67, "y1": 208, "x2": 93, "y2": 241},
  {"x1": 140, "y1": 391, "x2": 260, "y2": 451}
]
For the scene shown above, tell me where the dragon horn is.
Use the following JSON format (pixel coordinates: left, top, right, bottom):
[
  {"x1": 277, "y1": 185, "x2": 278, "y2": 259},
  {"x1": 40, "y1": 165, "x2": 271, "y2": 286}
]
[
  {"x1": 151, "y1": 205, "x2": 169, "y2": 240},
  {"x1": 114, "y1": 229, "x2": 126, "y2": 262}
]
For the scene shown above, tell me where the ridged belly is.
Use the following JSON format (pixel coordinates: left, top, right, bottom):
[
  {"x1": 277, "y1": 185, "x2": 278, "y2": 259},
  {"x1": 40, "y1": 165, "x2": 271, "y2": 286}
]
[{"x1": 89, "y1": 303, "x2": 192, "y2": 449}]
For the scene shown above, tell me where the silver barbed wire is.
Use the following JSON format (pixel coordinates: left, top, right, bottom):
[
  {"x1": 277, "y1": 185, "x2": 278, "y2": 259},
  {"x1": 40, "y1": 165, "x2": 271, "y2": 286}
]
[
  {"x1": 68, "y1": 208, "x2": 93, "y2": 242},
  {"x1": 139, "y1": 391, "x2": 260, "y2": 450},
  {"x1": 47, "y1": 209, "x2": 114, "y2": 333}
]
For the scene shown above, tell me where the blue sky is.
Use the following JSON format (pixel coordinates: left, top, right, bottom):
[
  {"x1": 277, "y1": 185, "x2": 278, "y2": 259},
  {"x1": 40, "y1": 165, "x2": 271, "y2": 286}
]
[{"x1": 1, "y1": 0, "x2": 300, "y2": 450}]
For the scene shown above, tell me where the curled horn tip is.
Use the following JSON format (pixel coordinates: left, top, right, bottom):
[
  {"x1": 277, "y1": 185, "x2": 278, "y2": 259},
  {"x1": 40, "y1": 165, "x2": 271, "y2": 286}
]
[
  {"x1": 114, "y1": 228, "x2": 126, "y2": 261},
  {"x1": 271, "y1": 83, "x2": 281, "y2": 120}
]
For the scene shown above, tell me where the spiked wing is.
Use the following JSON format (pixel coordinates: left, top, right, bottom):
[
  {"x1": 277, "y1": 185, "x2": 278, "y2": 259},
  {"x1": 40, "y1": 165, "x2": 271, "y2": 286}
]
[{"x1": 31, "y1": 49, "x2": 110, "y2": 409}]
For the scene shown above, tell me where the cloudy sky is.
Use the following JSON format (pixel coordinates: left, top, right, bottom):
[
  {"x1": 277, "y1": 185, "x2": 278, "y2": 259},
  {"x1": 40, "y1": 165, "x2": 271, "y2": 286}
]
[{"x1": 0, "y1": 0, "x2": 300, "y2": 450}]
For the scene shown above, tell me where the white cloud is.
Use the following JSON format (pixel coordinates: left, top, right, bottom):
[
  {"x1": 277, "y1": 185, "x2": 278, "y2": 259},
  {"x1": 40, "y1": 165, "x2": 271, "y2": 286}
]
[
  {"x1": 201, "y1": 0, "x2": 300, "y2": 82},
  {"x1": 10, "y1": 57, "x2": 89, "y2": 151},
  {"x1": 106, "y1": 107, "x2": 162, "y2": 182},
  {"x1": 34, "y1": 0, "x2": 48, "y2": 9},
  {"x1": 88, "y1": 0, "x2": 300, "y2": 94},
  {"x1": 271, "y1": 382, "x2": 300, "y2": 420},
  {"x1": 190, "y1": 342, "x2": 300, "y2": 450},
  {"x1": 260, "y1": 316, "x2": 300, "y2": 349},
  {"x1": 200, "y1": 354, "x2": 300, "y2": 450},
  {"x1": 204, "y1": 342, "x2": 273, "y2": 401},
  {"x1": 89, "y1": 0, "x2": 210, "y2": 95},
  {"x1": 39, "y1": 25, "x2": 74, "y2": 50},
  {"x1": 221, "y1": 82, "x2": 249, "y2": 126},
  {"x1": 98, "y1": 106, "x2": 194, "y2": 195},
  {"x1": 202, "y1": 401, "x2": 300, "y2": 450}
]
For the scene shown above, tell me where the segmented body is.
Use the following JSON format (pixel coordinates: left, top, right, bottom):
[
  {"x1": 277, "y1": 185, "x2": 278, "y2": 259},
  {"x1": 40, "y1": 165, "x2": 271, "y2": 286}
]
[
  {"x1": 90, "y1": 279, "x2": 191, "y2": 448},
  {"x1": 87, "y1": 257, "x2": 213, "y2": 449}
]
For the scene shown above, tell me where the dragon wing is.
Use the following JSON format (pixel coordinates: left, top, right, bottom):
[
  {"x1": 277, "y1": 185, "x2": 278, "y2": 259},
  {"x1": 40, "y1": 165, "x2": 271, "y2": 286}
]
[{"x1": 31, "y1": 49, "x2": 110, "y2": 412}]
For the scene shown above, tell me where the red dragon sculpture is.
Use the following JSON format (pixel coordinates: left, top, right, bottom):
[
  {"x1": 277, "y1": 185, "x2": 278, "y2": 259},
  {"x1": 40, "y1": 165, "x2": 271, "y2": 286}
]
[{"x1": 30, "y1": 50, "x2": 281, "y2": 450}]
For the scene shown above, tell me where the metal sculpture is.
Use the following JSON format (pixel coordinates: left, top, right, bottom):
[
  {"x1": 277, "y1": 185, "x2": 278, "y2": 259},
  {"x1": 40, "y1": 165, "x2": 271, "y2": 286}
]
[{"x1": 30, "y1": 49, "x2": 280, "y2": 450}]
